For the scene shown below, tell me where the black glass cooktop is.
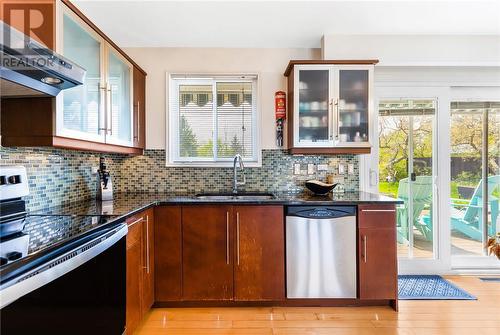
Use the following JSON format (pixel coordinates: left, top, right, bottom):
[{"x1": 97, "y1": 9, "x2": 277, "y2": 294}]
[{"x1": 0, "y1": 214, "x2": 119, "y2": 269}]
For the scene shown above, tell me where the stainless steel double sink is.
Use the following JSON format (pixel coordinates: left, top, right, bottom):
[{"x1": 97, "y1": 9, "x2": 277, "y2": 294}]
[{"x1": 195, "y1": 192, "x2": 276, "y2": 201}]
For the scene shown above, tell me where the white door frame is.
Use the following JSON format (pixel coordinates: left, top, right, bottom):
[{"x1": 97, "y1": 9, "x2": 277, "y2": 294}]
[
  {"x1": 361, "y1": 86, "x2": 451, "y2": 274},
  {"x1": 447, "y1": 86, "x2": 500, "y2": 273}
]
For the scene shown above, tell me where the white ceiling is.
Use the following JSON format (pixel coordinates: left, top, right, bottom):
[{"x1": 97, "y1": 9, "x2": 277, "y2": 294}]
[{"x1": 72, "y1": 0, "x2": 500, "y2": 48}]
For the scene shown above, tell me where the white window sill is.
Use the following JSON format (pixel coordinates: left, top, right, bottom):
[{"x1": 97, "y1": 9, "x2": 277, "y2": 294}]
[{"x1": 165, "y1": 161, "x2": 262, "y2": 168}]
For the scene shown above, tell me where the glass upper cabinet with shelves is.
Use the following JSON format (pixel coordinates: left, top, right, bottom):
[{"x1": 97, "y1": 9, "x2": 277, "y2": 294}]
[
  {"x1": 285, "y1": 61, "x2": 376, "y2": 154},
  {"x1": 57, "y1": 7, "x2": 105, "y2": 143},
  {"x1": 334, "y1": 66, "x2": 372, "y2": 147},
  {"x1": 293, "y1": 66, "x2": 333, "y2": 147},
  {"x1": 105, "y1": 49, "x2": 133, "y2": 146},
  {"x1": 56, "y1": 2, "x2": 135, "y2": 148}
]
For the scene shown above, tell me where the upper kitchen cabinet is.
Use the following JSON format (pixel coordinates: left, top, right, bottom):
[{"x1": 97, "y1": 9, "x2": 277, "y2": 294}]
[
  {"x1": 0, "y1": 0, "x2": 146, "y2": 154},
  {"x1": 284, "y1": 60, "x2": 378, "y2": 155},
  {"x1": 57, "y1": 7, "x2": 106, "y2": 143}
]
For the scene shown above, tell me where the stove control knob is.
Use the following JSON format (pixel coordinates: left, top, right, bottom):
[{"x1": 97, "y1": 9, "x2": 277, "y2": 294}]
[
  {"x1": 6, "y1": 251, "x2": 22, "y2": 261},
  {"x1": 7, "y1": 175, "x2": 21, "y2": 184},
  {"x1": 0, "y1": 176, "x2": 6, "y2": 185},
  {"x1": 0, "y1": 257, "x2": 8, "y2": 266}
]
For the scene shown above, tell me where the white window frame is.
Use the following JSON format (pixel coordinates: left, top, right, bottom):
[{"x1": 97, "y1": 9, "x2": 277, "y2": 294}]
[{"x1": 167, "y1": 73, "x2": 261, "y2": 167}]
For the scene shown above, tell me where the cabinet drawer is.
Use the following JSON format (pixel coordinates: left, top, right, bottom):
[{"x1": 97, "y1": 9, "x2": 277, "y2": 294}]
[{"x1": 358, "y1": 204, "x2": 396, "y2": 229}]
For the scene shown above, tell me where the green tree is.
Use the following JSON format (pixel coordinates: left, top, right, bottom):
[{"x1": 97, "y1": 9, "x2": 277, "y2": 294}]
[
  {"x1": 230, "y1": 135, "x2": 244, "y2": 156},
  {"x1": 179, "y1": 115, "x2": 198, "y2": 157},
  {"x1": 197, "y1": 139, "x2": 213, "y2": 157}
]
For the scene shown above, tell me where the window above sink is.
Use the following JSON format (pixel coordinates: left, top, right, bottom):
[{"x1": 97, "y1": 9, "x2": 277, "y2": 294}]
[{"x1": 168, "y1": 74, "x2": 261, "y2": 167}]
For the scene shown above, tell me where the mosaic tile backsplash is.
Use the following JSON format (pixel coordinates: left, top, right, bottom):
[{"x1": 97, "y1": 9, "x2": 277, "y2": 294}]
[{"x1": 1, "y1": 147, "x2": 359, "y2": 212}]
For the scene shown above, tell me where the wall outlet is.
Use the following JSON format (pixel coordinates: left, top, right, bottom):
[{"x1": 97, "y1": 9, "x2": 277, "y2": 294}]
[
  {"x1": 317, "y1": 164, "x2": 328, "y2": 171},
  {"x1": 348, "y1": 163, "x2": 354, "y2": 175},
  {"x1": 294, "y1": 163, "x2": 301, "y2": 175},
  {"x1": 333, "y1": 183, "x2": 345, "y2": 193},
  {"x1": 91, "y1": 166, "x2": 99, "y2": 174},
  {"x1": 338, "y1": 163, "x2": 345, "y2": 175},
  {"x1": 307, "y1": 163, "x2": 315, "y2": 175}
]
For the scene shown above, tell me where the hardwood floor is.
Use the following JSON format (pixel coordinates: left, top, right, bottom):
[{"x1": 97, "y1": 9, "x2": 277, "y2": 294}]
[{"x1": 136, "y1": 276, "x2": 500, "y2": 335}]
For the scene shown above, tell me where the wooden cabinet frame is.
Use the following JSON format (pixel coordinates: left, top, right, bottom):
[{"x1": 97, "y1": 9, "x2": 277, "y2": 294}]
[
  {"x1": 284, "y1": 60, "x2": 378, "y2": 155},
  {"x1": 0, "y1": 0, "x2": 146, "y2": 154}
]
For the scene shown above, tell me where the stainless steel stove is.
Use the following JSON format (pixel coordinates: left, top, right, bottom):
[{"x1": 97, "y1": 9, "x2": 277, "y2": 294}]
[
  {"x1": 0, "y1": 166, "x2": 30, "y2": 266},
  {"x1": 0, "y1": 166, "x2": 127, "y2": 334}
]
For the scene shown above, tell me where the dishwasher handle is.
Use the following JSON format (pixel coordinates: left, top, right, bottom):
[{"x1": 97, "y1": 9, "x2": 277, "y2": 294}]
[{"x1": 286, "y1": 206, "x2": 356, "y2": 219}]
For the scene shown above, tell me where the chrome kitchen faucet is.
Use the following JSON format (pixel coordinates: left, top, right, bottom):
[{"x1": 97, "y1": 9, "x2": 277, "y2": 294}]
[{"x1": 232, "y1": 154, "x2": 246, "y2": 194}]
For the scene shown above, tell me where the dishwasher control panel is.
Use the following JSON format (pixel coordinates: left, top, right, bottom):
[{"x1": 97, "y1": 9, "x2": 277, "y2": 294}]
[{"x1": 286, "y1": 206, "x2": 356, "y2": 219}]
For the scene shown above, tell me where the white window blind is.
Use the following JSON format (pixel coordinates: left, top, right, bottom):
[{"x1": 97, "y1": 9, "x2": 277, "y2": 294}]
[{"x1": 169, "y1": 75, "x2": 259, "y2": 166}]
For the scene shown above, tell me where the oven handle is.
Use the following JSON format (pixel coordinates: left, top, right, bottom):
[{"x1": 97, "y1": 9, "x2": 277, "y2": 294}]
[{"x1": 0, "y1": 223, "x2": 128, "y2": 309}]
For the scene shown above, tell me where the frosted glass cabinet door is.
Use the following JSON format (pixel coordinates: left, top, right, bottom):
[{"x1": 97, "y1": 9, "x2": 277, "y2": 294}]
[
  {"x1": 58, "y1": 12, "x2": 105, "y2": 142},
  {"x1": 336, "y1": 68, "x2": 370, "y2": 146},
  {"x1": 106, "y1": 49, "x2": 133, "y2": 146},
  {"x1": 294, "y1": 67, "x2": 332, "y2": 147}
]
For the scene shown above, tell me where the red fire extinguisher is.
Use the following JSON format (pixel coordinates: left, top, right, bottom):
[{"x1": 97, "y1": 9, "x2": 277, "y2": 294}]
[{"x1": 275, "y1": 91, "x2": 286, "y2": 147}]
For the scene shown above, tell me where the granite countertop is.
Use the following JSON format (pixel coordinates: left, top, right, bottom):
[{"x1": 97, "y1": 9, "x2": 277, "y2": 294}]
[
  {"x1": 29, "y1": 191, "x2": 402, "y2": 217},
  {"x1": 1, "y1": 191, "x2": 400, "y2": 276}
]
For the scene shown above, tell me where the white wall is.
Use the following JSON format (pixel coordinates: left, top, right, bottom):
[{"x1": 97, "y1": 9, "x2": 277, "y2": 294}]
[
  {"x1": 123, "y1": 47, "x2": 321, "y2": 150},
  {"x1": 322, "y1": 35, "x2": 500, "y2": 66}
]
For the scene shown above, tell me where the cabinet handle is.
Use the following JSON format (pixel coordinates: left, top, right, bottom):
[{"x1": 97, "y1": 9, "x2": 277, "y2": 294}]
[
  {"x1": 107, "y1": 84, "x2": 113, "y2": 135},
  {"x1": 145, "y1": 215, "x2": 150, "y2": 274},
  {"x1": 99, "y1": 84, "x2": 108, "y2": 134},
  {"x1": 334, "y1": 99, "x2": 339, "y2": 141},
  {"x1": 236, "y1": 212, "x2": 240, "y2": 266},
  {"x1": 226, "y1": 211, "x2": 230, "y2": 265},
  {"x1": 361, "y1": 209, "x2": 396, "y2": 212},
  {"x1": 328, "y1": 99, "x2": 333, "y2": 141},
  {"x1": 127, "y1": 216, "x2": 144, "y2": 228},
  {"x1": 363, "y1": 235, "x2": 367, "y2": 263},
  {"x1": 136, "y1": 101, "x2": 140, "y2": 141}
]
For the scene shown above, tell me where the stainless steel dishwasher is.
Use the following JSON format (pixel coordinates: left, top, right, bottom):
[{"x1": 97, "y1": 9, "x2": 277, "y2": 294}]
[{"x1": 286, "y1": 206, "x2": 357, "y2": 298}]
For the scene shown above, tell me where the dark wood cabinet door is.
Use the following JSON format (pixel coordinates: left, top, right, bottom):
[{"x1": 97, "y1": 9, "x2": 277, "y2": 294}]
[
  {"x1": 133, "y1": 67, "x2": 146, "y2": 149},
  {"x1": 154, "y1": 206, "x2": 182, "y2": 301},
  {"x1": 234, "y1": 206, "x2": 285, "y2": 301},
  {"x1": 141, "y1": 209, "x2": 155, "y2": 312},
  {"x1": 358, "y1": 205, "x2": 397, "y2": 300},
  {"x1": 125, "y1": 217, "x2": 143, "y2": 335},
  {"x1": 182, "y1": 206, "x2": 233, "y2": 300}
]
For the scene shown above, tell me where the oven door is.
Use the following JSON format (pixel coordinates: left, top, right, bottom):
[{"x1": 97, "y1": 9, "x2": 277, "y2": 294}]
[{"x1": 1, "y1": 226, "x2": 126, "y2": 335}]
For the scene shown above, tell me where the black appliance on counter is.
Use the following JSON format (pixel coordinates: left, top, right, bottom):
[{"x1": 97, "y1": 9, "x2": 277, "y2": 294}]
[{"x1": 0, "y1": 166, "x2": 127, "y2": 334}]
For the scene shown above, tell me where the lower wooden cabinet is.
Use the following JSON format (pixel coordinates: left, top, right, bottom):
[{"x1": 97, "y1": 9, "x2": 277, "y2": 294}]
[
  {"x1": 358, "y1": 204, "x2": 398, "y2": 300},
  {"x1": 125, "y1": 209, "x2": 154, "y2": 335},
  {"x1": 154, "y1": 205, "x2": 285, "y2": 302},
  {"x1": 125, "y1": 216, "x2": 143, "y2": 334},
  {"x1": 154, "y1": 206, "x2": 182, "y2": 301},
  {"x1": 182, "y1": 206, "x2": 234, "y2": 300},
  {"x1": 234, "y1": 206, "x2": 285, "y2": 301}
]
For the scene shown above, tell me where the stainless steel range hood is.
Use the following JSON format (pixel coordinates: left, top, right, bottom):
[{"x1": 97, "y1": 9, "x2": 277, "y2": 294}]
[{"x1": 0, "y1": 21, "x2": 86, "y2": 98}]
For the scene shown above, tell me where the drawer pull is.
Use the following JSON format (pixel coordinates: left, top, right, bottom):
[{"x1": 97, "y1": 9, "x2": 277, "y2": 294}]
[
  {"x1": 361, "y1": 209, "x2": 396, "y2": 212},
  {"x1": 128, "y1": 217, "x2": 144, "y2": 227}
]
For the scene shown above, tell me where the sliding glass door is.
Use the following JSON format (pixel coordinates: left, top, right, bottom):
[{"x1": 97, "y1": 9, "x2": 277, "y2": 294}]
[
  {"x1": 450, "y1": 102, "x2": 500, "y2": 262},
  {"x1": 365, "y1": 86, "x2": 499, "y2": 273},
  {"x1": 378, "y1": 99, "x2": 436, "y2": 259}
]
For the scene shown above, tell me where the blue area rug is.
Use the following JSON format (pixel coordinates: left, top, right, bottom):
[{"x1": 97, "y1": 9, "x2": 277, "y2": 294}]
[{"x1": 398, "y1": 275, "x2": 476, "y2": 300}]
